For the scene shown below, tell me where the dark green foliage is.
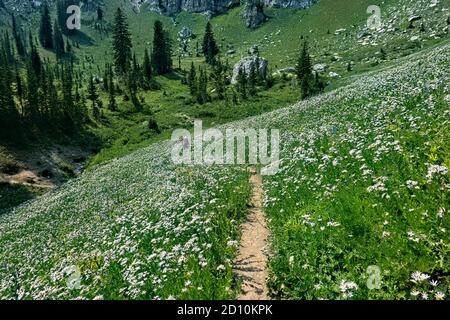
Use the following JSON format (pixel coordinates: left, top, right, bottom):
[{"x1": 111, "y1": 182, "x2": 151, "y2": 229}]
[
  {"x1": 39, "y1": 4, "x2": 53, "y2": 49},
  {"x1": 88, "y1": 75, "x2": 100, "y2": 119},
  {"x1": 196, "y1": 67, "x2": 209, "y2": 105},
  {"x1": 12, "y1": 15, "x2": 26, "y2": 57},
  {"x1": 151, "y1": 20, "x2": 172, "y2": 75},
  {"x1": 108, "y1": 65, "x2": 117, "y2": 111},
  {"x1": 379, "y1": 48, "x2": 387, "y2": 60},
  {"x1": 97, "y1": 6, "x2": 104, "y2": 21},
  {"x1": 29, "y1": 36, "x2": 42, "y2": 77},
  {"x1": 211, "y1": 59, "x2": 226, "y2": 100},
  {"x1": 25, "y1": 58, "x2": 40, "y2": 123},
  {"x1": 188, "y1": 62, "x2": 196, "y2": 96},
  {"x1": 236, "y1": 67, "x2": 247, "y2": 100},
  {"x1": 0, "y1": 48, "x2": 19, "y2": 135},
  {"x1": 248, "y1": 63, "x2": 257, "y2": 96},
  {"x1": 201, "y1": 22, "x2": 219, "y2": 64},
  {"x1": 53, "y1": 21, "x2": 65, "y2": 58},
  {"x1": 2, "y1": 32, "x2": 14, "y2": 63},
  {"x1": 347, "y1": 62, "x2": 352, "y2": 72},
  {"x1": 295, "y1": 41, "x2": 314, "y2": 99},
  {"x1": 148, "y1": 116, "x2": 160, "y2": 134},
  {"x1": 112, "y1": 8, "x2": 132, "y2": 75}
]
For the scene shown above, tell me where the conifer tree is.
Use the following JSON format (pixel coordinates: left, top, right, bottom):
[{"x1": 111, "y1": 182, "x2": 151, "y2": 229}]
[
  {"x1": 142, "y1": 47, "x2": 153, "y2": 87},
  {"x1": 196, "y1": 67, "x2": 208, "y2": 105},
  {"x1": 25, "y1": 58, "x2": 40, "y2": 123},
  {"x1": 15, "y1": 65, "x2": 24, "y2": 115},
  {"x1": 53, "y1": 21, "x2": 65, "y2": 58},
  {"x1": 295, "y1": 40, "x2": 313, "y2": 99},
  {"x1": 112, "y1": 8, "x2": 132, "y2": 75},
  {"x1": 108, "y1": 66, "x2": 117, "y2": 111},
  {"x1": 61, "y1": 63, "x2": 77, "y2": 128},
  {"x1": 0, "y1": 48, "x2": 19, "y2": 133},
  {"x1": 152, "y1": 20, "x2": 172, "y2": 75},
  {"x1": 3, "y1": 31, "x2": 13, "y2": 63},
  {"x1": 211, "y1": 59, "x2": 225, "y2": 100},
  {"x1": 97, "y1": 6, "x2": 104, "y2": 21},
  {"x1": 88, "y1": 75, "x2": 98, "y2": 109},
  {"x1": 29, "y1": 34, "x2": 42, "y2": 77},
  {"x1": 236, "y1": 67, "x2": 247, "y2": 100},
  {"x1": 39, "y1": 3, "x2": 53, "y2": 49},
  {"x1": 12, "y1": 14, "x2": 26, "y2": 57},
  {"x1": 201, "y1": 22, "x2": 219, "y2": 64},
  {"x1": 188, "y1": 62, "x2": 197, "y2": 96}
]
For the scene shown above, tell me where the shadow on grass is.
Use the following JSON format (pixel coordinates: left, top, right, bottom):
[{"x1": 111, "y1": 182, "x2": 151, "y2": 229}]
[{"x1": 0, "y1": 183, "x2": 43, "y2": 216}]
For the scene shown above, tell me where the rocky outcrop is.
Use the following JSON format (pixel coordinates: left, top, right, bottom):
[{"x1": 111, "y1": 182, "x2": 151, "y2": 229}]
[
  {"x1": 146, "y1": 0, "x2": 241, "y2": 16},
  {"x1": 145, "y1": 0, "x2": 317, "y2": 16},
  {"x1": 243, "y1": 0, "x2": 267, "y2": 29},
  {"x1": 263, "y1": 0, "x2": 317, "y2": 9},
  {"x1": 231, "y1": 55, "x2": 268, "y2": 84}
]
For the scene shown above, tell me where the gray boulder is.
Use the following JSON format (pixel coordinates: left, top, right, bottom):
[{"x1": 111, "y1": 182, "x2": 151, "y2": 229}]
[
  {"x1": 243, "y1": 0, "x2": 267, "y2": 29},
  {"x1": 231, "y1": 56, "x2": 268, "y2": 84}
]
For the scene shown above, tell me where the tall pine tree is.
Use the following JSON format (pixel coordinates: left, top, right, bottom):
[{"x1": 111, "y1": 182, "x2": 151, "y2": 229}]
[
  {"x1": 39, "y1": 3, "x2": 53, "y2": 49},
  {"x1": 201, "y1": 22, "x2": 219, "y2": 65},
  {"x1": 0, "y1": 47, "x2": 19, "y2": 135},
  {"x1": 12, "y1": 14, "x2": 26, "y2": 57},
  {"x1": 152, "y1": 20, "x2": 172, "y2": 75},
  {"x1": 295, "y1": 40, "x2": 313, "y2": 99},
  {"x1": 53, "y1": 21, "x2": 65, "y2": 58},
  {"x1": 112, "y1": 8, "x2": 132, "y2": 75}
]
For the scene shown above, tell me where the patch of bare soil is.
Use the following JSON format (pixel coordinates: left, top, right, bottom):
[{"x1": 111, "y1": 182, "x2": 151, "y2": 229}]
[
  {"x1": 0, "y1": 144, "x2": 89, "y2": 189},
  {"x1": 234, "y1": 168, "x2": 270, "y2": 300}
]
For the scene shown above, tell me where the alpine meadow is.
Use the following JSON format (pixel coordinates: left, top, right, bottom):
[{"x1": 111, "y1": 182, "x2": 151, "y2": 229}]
[{"x1": 0, "y1": 0, "x2": 449, "y2": 305}]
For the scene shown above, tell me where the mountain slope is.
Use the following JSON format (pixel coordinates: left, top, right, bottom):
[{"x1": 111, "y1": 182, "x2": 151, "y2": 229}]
[{"x1": 1, "y1": 38, "x2": 448, "y2": 299}]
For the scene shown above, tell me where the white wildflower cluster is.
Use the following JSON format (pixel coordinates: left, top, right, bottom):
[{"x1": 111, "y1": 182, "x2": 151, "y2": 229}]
[
  {"x1": 410, "y1": 271, "x2": 446, "y2": 300},
  {"x1": 339, "y1": 280, "x2": 358, "y2": 299},
  {"x1": 0, "y1": 139, "x2": 247, "y2": 299},
  {"x1": 367, "y1": 176, "x2": 388, "y2": 193},
  {"x1": 426, "y1": 164, "x2": 449, "y2": 182}
]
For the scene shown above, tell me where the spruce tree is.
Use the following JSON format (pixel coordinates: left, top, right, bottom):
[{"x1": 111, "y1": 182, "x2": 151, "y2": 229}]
[
  {"x1": 0, "y1": 48, "x2": 19, "y2": 133},
  {"x1": 29, "y1": 34, "x2": 42, "y2": 77},
  {"x1": 108, "y1": 66, "x2": 117, "y2": 111},
  {"x1": 112, "y1": 8, "x2": 132, "y2": 75},
  {"x1": 61, "y1": 64, "x2": 76, "y2": 129},
  {"x1": 97, "y1": 6, "x2": 104, "y2": 21},
  {"x1": 196, "y1": 67, "x2": 208, "y2": 105},
  {"x1": 188, "y1": 62, "x2": 197, "y2": 96},
  {"x1": 201, "y1": 22, "x2": 219, "y2": 64},
  {"x1": 39, "y1": 3, "x2": 53, "y2": 49},
  {"x1": 25, "y1": 58, "x2": 40, "y2": 123},
  {"x1": 142, "y1": 47, "x2": 153, "y2": 87},
  {"x1": 53, "y1": 21, "x2": 65, "y2": 58},
  {"x1": 236, "y1": 67, "x2": 247, "y2": 100},
  {"x1": 88, "y1": 75, "x2": 99, "y2": 111},
  {"x1": 3, "y1": 31, "x2": 13, "y2": 63},
  {"x1": 12, "y1": 15, "x2": 26, "y2": 57},
  {"x1": 295, "y1": 40, "x2": 313, "y2": 99},
  {"x1": 211, "y1": 59, "x2": 225, "y2": 100},
  {"x1": 152, "y1": 20, "x2": 172, "y2": 75},
  {"x1": 15, "y1": 65, "x2": 24, "y2": 115}
]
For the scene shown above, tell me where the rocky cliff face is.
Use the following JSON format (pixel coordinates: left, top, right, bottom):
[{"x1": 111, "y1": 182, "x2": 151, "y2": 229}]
[
  {"x1": 146, "y1": 0, "x2": 240, "y2": 16},
  {"x1": 263, "y1": 0, "x2": 316, "y2": 9},
  {"x1": 146, "y1": 0, "x2": 317, "y2": 16}
]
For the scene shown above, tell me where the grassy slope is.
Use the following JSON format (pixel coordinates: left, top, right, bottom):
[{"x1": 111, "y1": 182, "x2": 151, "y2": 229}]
[
  {"x1": 0, "y1": 40, "x2": 448, "y2": 300},
  {"x1": 230, "y1": 43, "x2": 449, "y2": 300}
]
